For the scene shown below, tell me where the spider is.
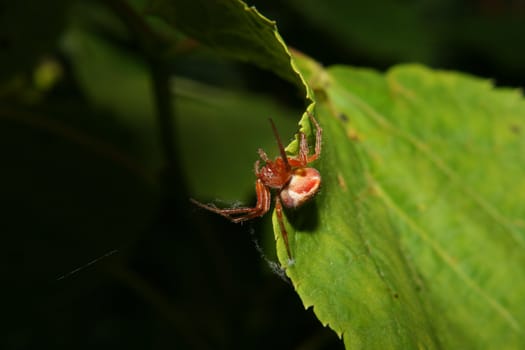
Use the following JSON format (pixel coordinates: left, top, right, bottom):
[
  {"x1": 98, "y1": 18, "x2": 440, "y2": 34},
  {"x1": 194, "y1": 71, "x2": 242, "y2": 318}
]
[{"x1": 191, "y1": 112, "x2": 322, "y2": 260}]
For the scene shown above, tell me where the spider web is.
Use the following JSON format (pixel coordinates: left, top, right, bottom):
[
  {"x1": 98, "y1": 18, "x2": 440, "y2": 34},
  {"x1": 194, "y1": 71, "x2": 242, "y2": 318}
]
[{"x1": 248, "y1": 226, "x2": 291, "y2": 284}]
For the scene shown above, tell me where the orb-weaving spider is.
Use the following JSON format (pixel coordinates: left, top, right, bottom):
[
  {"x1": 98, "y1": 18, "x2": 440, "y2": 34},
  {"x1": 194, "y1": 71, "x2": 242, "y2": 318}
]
[{"x1": 191, "y1": 112, "x2": 322, "y2": 260}]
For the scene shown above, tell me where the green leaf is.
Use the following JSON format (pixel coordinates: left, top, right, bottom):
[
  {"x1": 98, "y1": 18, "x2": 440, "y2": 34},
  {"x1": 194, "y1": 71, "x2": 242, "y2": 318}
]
[
  {"x1": 279, "y1": 56, "x2": 525, "y2": 348},
  {"x1": 147, "y1": 0, "x2": 306, "y2": 90}
]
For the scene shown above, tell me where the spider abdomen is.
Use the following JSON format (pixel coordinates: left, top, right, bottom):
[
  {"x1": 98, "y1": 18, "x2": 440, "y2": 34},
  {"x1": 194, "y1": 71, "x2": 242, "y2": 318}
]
[{"x1": 280, "y1": 167, "x2": 321, "y2": 208}]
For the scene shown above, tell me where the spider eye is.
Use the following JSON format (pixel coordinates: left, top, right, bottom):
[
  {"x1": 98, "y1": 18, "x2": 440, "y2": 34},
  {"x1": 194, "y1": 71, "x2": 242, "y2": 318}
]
[{"x1": 280, "y1": 168, "x2": 321, "y2": 208}]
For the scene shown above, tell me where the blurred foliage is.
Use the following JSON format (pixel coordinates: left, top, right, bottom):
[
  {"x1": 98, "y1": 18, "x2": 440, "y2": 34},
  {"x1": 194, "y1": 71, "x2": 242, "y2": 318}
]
[
  {"x1": 1, "y1": 0, "x2": 523, "y2": 349},
  {"x1": 252, "y1": 0, "x2": 525, "y2": 88}
]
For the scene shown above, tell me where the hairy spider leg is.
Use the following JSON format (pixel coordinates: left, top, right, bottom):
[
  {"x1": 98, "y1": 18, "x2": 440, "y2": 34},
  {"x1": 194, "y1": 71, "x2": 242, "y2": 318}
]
[
  {"x1": 257, "y1": 149, "x2": 269, "y2": 163},
  {"x1": 287, "y1": 112, "x2": 323, "y2": 167},
  {"x1": 307, "y1": 111, "x2": 322, "y2": 163},
  {"x1": 190, "y1": 179, "x2": 271, "y2": 223},
  {"x1": 296, "y1": 132, "x2": 310, "y2": 166},
  {"x1": 269, "y1": 118, "x2": 291, "y2": 171},
  {"x1": 274, "y1": 196, "x2": 293, "y2": 260}
]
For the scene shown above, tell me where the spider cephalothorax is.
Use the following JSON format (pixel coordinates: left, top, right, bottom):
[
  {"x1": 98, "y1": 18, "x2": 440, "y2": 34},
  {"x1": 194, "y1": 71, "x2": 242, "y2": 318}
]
[{"x1": 191, "y1": 112, "x2": 322, "y2": 260}]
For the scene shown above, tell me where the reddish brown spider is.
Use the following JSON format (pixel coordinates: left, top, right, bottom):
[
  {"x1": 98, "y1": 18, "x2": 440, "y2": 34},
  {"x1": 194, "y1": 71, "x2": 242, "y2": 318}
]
[{"x1": 191, "y1": 112, "x2": 322, "y2": 260}]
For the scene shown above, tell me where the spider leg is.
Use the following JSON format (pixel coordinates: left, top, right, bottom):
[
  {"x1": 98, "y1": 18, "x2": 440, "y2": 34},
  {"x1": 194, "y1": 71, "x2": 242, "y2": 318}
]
[
  {"x1": 306, "y1": 111, "x2": 322, "y2": 163},
  {"x1": 258, "y1": 148, "x2": 270, "y2": 163},
  {"x1": 269, "y1": 118, "x2": 291, "y2": 170},
  {"x1": 286, "y1": 132, "x2": 309, "y2": 168},
  {"x1": 298, "y1": 132, "x2": 309, "y2": 166},
  {"x1": 191, "y1": 179, "x2": 271, "y2": 223},
  {"x1": 286, "y1": 113, "x2": 323, "y2": 167},
  {"x1": 275, "y1": 196, "x2": 292, "y2": 260}
]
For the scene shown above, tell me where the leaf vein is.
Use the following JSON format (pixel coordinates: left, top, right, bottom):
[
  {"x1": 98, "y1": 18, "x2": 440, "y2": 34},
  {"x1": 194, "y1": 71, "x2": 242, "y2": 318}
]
[
  {"x1": 375, "y1": 183, "x2": 522, "y2": 332},
  {"x1": 331, "y1": 80, "x2": 525, "y2": 249}
]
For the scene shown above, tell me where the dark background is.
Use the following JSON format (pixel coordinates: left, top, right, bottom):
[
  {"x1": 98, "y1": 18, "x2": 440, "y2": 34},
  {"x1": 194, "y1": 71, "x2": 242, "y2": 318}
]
[{"x1": 1, "y1": 0, "x2": 523, "y2": 349}]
